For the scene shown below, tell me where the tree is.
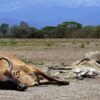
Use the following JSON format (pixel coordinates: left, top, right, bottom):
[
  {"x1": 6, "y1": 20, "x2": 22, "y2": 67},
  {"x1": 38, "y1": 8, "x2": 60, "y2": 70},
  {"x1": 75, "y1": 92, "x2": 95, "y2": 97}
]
[
  {"x1": 28, "y1": 27, "x2": 39, "y2": 38},
  {"x1": 41, "y1": 26, "x2": 56, "y2": 38},
  {"x1": 11, "y1": 25, "x2": 22, "y2": 38},
  {"x1": 11, "y1": 21, "x2": 31, "y2": 38},
  {"x1": 54, "y1": 25, "x2": 66, "y2": 38},
  {"x1": 54, "y1": 21, "x2": 82, "y2": 38},
  {"x1": 62, "y1": 21, "x2": 82, "y2": 29},
  {"x1": 19, "y1": 21, "x2": 31, "y2": 38},
  {"x1": 93, "y1": 26, "x2": 100, "y2": 38},
  {"x1": 0, "y1": 23, "x2": 9, "y2": 38}
]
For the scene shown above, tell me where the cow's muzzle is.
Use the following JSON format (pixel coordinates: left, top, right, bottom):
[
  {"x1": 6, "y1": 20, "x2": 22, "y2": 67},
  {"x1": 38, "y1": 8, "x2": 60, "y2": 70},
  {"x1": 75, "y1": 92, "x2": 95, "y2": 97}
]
[{"x1": 17, "y1": 83, "x2": 27, "y2": 91}]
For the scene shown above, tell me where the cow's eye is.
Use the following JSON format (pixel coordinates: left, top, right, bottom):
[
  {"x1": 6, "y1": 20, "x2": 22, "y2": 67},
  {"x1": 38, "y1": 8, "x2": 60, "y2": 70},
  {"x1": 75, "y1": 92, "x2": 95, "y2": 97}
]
[
  {"x1": 13, "y1": 72, "x2": 16, "y2": 75},
  {"x1": 7, "y1": 73, "x2": 12, "y2": 78},
  {"x1": 13, "y1": 72, "x2": 19, "y2": 78}
]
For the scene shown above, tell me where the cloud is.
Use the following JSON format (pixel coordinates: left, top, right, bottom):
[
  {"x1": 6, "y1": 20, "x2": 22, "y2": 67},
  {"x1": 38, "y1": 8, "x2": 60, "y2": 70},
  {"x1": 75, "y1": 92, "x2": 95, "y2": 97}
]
[
  {"x1": 0, "y1": 1, "x2": 23, "y2": 12},
  {"x1": 34, "y1": 0, "x2": 99, "y2": 7},
  {"x1": 0, "y1": 0, "x2": 99, "y2": 12},
  {"x1": 83, "y1": 0, "x2": 98, "y2": 7}
]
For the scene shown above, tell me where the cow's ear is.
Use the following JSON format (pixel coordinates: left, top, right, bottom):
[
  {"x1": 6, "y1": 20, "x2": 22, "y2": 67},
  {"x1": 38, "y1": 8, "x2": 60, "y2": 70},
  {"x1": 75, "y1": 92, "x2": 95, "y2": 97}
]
[
  {"x1": 3, "y1": 70, "x2": 11, "y2": 77},
  {"x1": 4, "y1": 70, "x2": 10, "y2": 74},
  {"x1": 13, "y1": 71, "x2": 20, "y2": 78}
]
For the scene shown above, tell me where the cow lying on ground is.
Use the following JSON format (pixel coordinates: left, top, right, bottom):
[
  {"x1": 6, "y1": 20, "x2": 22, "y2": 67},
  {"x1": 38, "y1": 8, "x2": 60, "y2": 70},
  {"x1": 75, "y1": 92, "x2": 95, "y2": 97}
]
[
  {"x1": 0, "y1": 57, "x2": 27, "y2": 91},
  {"x1": 70, "y1": 58, "x2": 100, "y2": 79},
  {"x1": 70, "y1": 51, "x2": 100, "y2": 79},
  {"x1": 0, "y1": 51, "x2": 69, "y2": 89},
  {"x1": 48, "y1": 51, "x2": 100, "y2": 80}
]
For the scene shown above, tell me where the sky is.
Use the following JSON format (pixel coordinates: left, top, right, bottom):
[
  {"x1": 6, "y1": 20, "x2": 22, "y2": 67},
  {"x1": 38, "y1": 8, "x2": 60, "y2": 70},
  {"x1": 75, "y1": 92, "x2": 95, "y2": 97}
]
[{"x1": 0, "y1": 0, "x2": 100, "y2": 28}]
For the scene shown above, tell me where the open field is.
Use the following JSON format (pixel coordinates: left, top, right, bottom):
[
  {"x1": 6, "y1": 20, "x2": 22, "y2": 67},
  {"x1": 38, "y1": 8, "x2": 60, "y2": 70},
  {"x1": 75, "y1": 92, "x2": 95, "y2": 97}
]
[{"x1": 0, "y1": 39, "x2": 100, "y2": 100}]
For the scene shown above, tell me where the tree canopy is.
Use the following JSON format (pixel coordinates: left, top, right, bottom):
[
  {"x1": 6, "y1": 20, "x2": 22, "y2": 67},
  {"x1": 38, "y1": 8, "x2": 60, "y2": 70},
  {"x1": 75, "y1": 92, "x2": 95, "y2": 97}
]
[{"x1": 0, "y1": 21, "x2": 100, "y2": 38}]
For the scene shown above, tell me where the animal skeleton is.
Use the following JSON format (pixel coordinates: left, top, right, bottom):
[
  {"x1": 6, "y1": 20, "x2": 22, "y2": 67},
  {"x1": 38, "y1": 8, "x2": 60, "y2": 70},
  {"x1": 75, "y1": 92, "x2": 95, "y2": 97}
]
[{"x1": 48, "y1": 51, "x2": 100, "y2": 80}]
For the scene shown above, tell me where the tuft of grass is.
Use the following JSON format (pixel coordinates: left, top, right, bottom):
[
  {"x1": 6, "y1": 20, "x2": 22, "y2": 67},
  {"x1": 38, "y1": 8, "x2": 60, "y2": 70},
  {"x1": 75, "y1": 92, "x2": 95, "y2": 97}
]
[
  {"x1": 80, "y1": 42, "x2": 85, "y2": 48},
  {"x1": 43, "y1": 40, "x2": 60, "y2": 47},
  {"x1": 45, "y1": 42, "x2": 53, "y2": 46}
]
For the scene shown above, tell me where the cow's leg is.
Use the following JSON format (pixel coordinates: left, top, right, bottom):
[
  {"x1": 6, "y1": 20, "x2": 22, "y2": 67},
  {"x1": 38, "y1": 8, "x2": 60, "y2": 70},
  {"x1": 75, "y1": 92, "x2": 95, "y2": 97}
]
[
  {"x1": 36, "y1": 71, "x2": 69, "y2": 85},
  {"x1": 26, "y1": 65, "x2": 70, "y2": 85},
  {"x1": 34, "y1": 72, "x2": 40, "y2": 85},
  {"x1": 34, "y1": 73, "x2": 57, "y2": 85}
]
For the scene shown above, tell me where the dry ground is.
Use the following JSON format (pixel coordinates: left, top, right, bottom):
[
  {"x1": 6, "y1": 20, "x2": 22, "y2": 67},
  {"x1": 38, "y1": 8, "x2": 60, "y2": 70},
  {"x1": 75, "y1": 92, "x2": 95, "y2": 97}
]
[{"x1": 0, "y1": 39, "x2": 100, "y2": 100}]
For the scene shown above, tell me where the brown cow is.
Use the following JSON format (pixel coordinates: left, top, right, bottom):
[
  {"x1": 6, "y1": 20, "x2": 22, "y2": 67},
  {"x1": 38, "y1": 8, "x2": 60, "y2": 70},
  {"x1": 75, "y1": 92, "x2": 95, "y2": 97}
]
[
  {"x1": 0, "y1": 57, "x2": 27, "y2": 91},
  {"x1": 0, "y1": 51, "x2": 69, "y2": 87}
]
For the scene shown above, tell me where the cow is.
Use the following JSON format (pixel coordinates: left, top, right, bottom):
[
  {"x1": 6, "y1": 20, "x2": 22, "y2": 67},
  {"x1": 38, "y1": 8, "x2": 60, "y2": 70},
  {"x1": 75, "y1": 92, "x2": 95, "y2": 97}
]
[
  {"x1": 70, "y1": 58, "x2": 100, "y2": 80},
  {"x1": 0, "y1": 57, "x2": 27, "y2": 91},
  {"x1": 0, "y1": 51, "x2": 69, "y2": 87},
  {"x1": 69, "y1": 51, "x2": 100, "y2": 79},
  {"x1": 48, "y1": 51, "x2": 100, "y2": 80}
]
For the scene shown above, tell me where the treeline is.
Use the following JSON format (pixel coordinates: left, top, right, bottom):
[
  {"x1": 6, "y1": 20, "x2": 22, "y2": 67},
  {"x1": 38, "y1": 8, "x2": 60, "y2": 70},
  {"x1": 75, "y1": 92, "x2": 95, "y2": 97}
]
[{"x1": 0, "y1": 21, "x2": 100, "y2": 38}]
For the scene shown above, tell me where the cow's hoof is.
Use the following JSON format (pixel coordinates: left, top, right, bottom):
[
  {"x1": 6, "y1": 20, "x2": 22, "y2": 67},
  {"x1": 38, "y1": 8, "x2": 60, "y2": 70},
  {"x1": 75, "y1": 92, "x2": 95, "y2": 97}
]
[{"x1": 76, "y1": 76, "x2": 83, "y2": 80}]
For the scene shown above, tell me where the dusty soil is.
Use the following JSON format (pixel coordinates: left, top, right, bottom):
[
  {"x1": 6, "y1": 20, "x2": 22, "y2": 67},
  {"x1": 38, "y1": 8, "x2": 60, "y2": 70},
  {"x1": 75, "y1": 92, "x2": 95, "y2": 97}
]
[
  {"x1": 0, "y1": 79, "x2": 100, "y2": 100},
  {"x1": 0, "y1": 39, "x2": 100, "y2": 100}
]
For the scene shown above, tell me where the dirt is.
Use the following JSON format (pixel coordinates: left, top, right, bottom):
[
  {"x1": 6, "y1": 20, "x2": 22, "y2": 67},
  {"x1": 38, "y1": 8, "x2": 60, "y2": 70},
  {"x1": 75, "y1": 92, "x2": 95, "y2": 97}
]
[
  {"x1": 0, "y1": 39, "x2": 99, "y2": 100},
  {"x1": 0, "y1": 79, "x2": 100, "y2": 100}
]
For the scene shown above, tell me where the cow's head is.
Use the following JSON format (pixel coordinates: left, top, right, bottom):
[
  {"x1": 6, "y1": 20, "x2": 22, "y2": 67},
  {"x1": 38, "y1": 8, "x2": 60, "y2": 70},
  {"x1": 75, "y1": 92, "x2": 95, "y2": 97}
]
[
  {"x1": 13, "y1": 70, "x2": 38, "y2": 87},
  {"x1": 0, "y1": 57, "x2": 27, "y2": 91}
]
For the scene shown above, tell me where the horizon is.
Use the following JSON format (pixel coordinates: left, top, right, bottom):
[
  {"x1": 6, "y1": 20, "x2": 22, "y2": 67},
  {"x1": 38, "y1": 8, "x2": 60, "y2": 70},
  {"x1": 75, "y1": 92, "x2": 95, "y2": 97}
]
[{"x1": 0, "y1": 0, "x2": 100, "y2": 28}]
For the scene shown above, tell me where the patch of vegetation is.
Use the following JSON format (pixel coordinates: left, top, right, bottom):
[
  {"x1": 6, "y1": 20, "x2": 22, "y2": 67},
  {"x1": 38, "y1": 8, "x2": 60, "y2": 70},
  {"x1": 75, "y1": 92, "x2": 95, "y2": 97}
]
[
  {"x1": 80, "y1": 42, "x2": 86, "y2": 48},
  {"x1": 0, "y1": 40, "x2": 17, "y2": 46},
  {"x1": 45, "y1": 41, "x2": 58, "y2": 47},
  {"x1": 22, "y1": 58, "x2": 45, "y2": 65}
]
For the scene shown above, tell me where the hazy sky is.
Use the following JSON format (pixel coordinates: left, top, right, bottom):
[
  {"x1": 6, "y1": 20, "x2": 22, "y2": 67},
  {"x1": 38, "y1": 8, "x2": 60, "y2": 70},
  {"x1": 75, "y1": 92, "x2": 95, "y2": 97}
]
[{"x1": 0, "y1": 0, "x2": 100, "y2": 28}]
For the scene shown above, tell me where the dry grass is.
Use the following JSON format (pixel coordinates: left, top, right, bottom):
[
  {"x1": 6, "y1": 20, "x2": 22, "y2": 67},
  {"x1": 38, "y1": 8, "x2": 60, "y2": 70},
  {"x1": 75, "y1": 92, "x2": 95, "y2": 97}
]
[{"x1": 0, "y1": 39, "x2": 99, "y2": 65}]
